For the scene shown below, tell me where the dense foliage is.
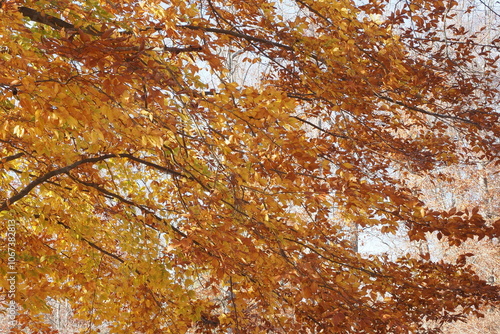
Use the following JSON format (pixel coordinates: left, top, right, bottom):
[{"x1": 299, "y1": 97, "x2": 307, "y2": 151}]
[{"x1": 1, "y1": 0, "x2": 499, "y2": 332}]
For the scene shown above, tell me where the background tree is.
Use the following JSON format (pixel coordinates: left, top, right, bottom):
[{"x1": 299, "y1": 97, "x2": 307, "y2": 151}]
[{"x1": 0, "y1": 0, "x2": 499, "y2": 333}]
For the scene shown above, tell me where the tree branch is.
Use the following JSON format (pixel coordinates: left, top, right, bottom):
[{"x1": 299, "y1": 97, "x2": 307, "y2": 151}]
[
  {"x1": 179, "y1": 24, "x2": 293, "y2": 51},
  {"x1": 119, "y1": 153, "x2": 186, "y2": 178},
  {"x1": 412, "y1": 37, "x2": 500, "y2": 50},
  {"x1": 17, "y1": 6, "x2": 202, "y2": 53},
  {"x1": 0, "y1": 153, "x2": 186, "y2": 212},
  {"x1": 18, "y1": 6, "x2": 77, "y2": 32},
  {"x1": 375, "y1": 93, "x2": 478, "y2": 125},
  {"x1": 56, "y1": 220, "x2": 125, "y2": 263},
  {"x1": 291, "y1": 116, "x2": 349, "y2": 139},
  {"x1": 1, "y1": 152, "x2": 24, "y2": 164}
]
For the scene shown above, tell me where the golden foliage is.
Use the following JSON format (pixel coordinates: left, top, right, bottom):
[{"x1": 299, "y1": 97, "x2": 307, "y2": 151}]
[{"x1": 0, "y1": 0, "x2": 499, "y2": 332}]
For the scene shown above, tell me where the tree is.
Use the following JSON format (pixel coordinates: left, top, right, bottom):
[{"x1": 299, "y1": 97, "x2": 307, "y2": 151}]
[
  {"x1": 0, "y1": 0, "x2": 499, "y2": 332},
  {"x1": 401, "y1": 142, "x2": 500, "y2": 333}
]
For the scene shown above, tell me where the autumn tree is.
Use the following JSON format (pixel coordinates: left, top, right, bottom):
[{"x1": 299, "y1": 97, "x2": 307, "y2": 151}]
[
  {"x1": 1, "y1": 0, "x2": 499, "y2": 333},
  {"x1": 384, "y1": 1, "x2": 500, "y2": 331}
]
